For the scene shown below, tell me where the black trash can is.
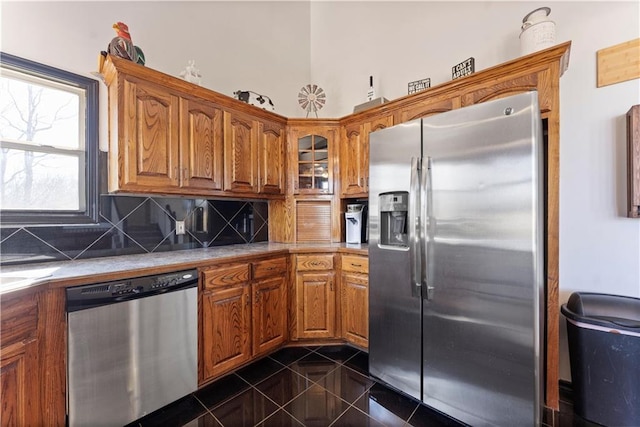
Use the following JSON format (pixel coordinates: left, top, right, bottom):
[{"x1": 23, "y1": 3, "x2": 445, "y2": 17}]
[{"x1": 561, "y1": 292, "x2": 640, "y2": 426}]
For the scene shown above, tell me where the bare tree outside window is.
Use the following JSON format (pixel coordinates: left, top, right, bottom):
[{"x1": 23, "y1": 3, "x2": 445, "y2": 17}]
[{"x1": 0, "y1": 53, "x2": 98, "y2": 226}]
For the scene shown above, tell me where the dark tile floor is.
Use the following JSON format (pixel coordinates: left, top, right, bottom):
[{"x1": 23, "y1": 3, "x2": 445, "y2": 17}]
[{"x1": 128, "y1": 345, "x2": 593, "y2": 427}]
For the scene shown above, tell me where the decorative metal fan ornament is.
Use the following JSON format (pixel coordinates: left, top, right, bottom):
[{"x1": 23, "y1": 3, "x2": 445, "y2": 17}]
[{"x1": 298, "y1": 84, "x2": 325, "y2": 118}]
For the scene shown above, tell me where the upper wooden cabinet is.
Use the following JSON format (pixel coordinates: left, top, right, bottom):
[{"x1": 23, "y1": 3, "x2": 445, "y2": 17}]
[
  {"x1": 340, "y1": 115, "x2": 394, "y2": 198},
  {"x1": 258, "y1": 120, "x2": 286, "y2": 195},
  {"x1": 288, "y1": 124, "x2": 338, "y2": 195},
  {"x1": 101, "y1": 55, "x2": 286, "y2": 199},
  {"x1": 117, "y1": 77, "x2": 181, "y2": 191},
  {"x1": 223, "y1": 110, "x2": 259, "y2": 194},
  {"x1": 180, "y1": 96, "x2": 224, "y2": 191}
]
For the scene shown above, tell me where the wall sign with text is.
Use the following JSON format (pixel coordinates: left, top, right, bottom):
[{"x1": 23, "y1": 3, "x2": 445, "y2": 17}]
[
  {"x1": 408, "y1": 78, "x2": 431, "y2": 95},
  {"x1": 452, "y1": 57, "x2": 475, "y2": 80}
]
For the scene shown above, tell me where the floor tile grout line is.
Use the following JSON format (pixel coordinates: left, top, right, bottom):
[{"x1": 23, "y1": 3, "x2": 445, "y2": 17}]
[
  {"x1": 192, "y1": 393, "x2": 224, "y2": 426},
  {"x1": 404, "y1": 402, "x2": 421, "y2": 426}
]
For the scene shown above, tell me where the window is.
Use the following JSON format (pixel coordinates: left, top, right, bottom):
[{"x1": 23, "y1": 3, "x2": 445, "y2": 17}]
[{"x1": 0, "y1": 53, "x2": 98, "y2": 225}]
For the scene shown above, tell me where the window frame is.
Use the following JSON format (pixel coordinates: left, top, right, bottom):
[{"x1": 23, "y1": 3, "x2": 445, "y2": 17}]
[{"x1": 0, "y1": 52, "x2": 99, "y2": 226}]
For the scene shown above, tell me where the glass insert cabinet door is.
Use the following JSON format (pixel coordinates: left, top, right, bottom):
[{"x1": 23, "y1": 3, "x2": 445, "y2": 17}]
[{"x1": 296, "y1": 134, "x2": 332, "y2": 193}]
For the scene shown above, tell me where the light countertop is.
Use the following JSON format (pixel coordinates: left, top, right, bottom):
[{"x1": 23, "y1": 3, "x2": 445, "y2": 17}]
[{"x1": 0, "y1": 242, "x2": 368, "y2": 295}]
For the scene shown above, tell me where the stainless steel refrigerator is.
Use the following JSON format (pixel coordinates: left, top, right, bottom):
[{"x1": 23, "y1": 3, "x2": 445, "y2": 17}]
[{"x1": 368, "y1": 92, "x2": 544, "y2": 426}]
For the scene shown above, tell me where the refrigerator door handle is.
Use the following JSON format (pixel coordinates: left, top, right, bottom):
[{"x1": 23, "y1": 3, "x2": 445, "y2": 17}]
[
  {"x1": 421, "y1": 156, "x2": 434, "y2": 301},
  {"x1": 409, "y1": 157, "x2": 422, "y2": 298}
]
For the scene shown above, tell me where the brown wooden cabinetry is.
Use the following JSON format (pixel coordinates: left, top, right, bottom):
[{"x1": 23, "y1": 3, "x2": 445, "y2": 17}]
[
  {"x1": 257, "y1": 120, "x2": 285, "y2": 195},
  {"x1": 340, "y1": 115, "x2": 393, "y2": 198},
  {"x1": 101, "y1": 55, "x2": 286, "y2": 199},
  {"x1": 288, "y1": 124, "x2": 337, "y2": 195},
  {"x1": 340, "y1": 254, "x2": 369, "y2": 349},
  {"x1": 118, "y1": 77, "x2": 181, "y2": 191},
  {"x1": 252, "y1": 257, "x2": 288, "y2": 355},
  {"x1": 294, "y1": 254, "x2": 336, "y2": 339},
  {"x1": 180, "y1": 96, "x2": 224, "y2": 191},
  {"x1": 200, "y1": 263, "x2": 252, "y2": 380},
  {"x1": 199, "y1": 255, "x2": 288, "y2": 384},
  {"x1": 1, "y1": 293, "x2": 42, "y2": 426},
  {"x1": 224, "y1": 111, "x2": 258, "y2": 194},
  {"x1": 0, "y1": 287, "x2": 65, "y2": 427}
]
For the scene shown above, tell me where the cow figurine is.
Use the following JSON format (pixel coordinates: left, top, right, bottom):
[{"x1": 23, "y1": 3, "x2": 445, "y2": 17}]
[{"x1": 233, "y1": 90, "x2": 275, "y2": 111}]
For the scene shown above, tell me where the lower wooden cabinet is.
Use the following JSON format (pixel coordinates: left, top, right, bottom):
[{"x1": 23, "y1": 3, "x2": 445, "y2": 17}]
[
  {"x1": 200, "y1": 256, "x2": 288, "y2": 384},
  {"x1": 201, "y1": 284, "x2": 252, "y2": 380},
  {"x1": 1, "y1": 338, "x2": 42, "y2": 426},
  {"x1": 252, "y1": 275, "x2": 287, "y2": 355},
  {"x1": 340, "y1": 255, "x2": 369, "y2": 348},
  {"x1": 0, "y1": 290, "x2": 65, "y2": 426},
  {"x1": 294, "y1": 254, "x2": 337, "y2": 340}
]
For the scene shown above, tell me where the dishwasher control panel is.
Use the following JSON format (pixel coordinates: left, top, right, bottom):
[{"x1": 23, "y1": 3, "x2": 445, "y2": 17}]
[{"x1": 66, "y1": 269, "x2": 198, "y2": 312}]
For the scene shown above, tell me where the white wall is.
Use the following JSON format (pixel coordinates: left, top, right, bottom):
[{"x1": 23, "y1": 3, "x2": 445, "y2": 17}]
[
  {"x1": 0, "y1": 1, "x2": 311, "y2": 118},
  {"x1": 2, "y1": 0, "x2": 639, "y2": 382},
  {"x1": 310, "y1": 1, "x2": 640, "y2": 381}
]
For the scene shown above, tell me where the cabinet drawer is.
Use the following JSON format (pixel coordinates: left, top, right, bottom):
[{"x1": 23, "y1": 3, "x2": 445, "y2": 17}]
[
  {"x1": 296, "y1": 254, "x2": 333, "y2": 271},
  {"x1": 341, "y1": 255, "x2": 369, "y2": 274},
  {"x1": 1, "y1": 293, "x2": 38, "y2": 348},
  {"x1": 202, "y1": 264, "x2": 250, "y2": 289},
  {"x1": 252, "y1": 257, "x2": 287, "y2": 280}
]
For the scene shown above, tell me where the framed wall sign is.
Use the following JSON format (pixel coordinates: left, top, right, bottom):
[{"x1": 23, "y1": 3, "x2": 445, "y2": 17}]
[
  {"x1": 452, "y1": 57, "x2": 475, "y2": 79},
  {"x1": 408, "y1": 78, "x2": 431, "y2": 94}
]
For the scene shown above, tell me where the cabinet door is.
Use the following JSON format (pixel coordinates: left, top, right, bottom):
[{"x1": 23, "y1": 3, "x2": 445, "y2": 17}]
[
  {"x1": 258, "y1": 120, "x2": 285, "y2": 195},
  {"x1": 290, "y1": 126, "x2": 335, "y2": 195},
  {"x1": 340, "y1": 272, "x2": 369, "y2": 348},
  {"x1": 121, "y1": 78, "x2": 180, "y2": 189},
  {"x1": 340, "y1": 122, "x2": 366, "y2": 197},
  {"x1": 363, "y1": 115, "x2": 394, "y2": 193},
  {"x1": 295, "y1": 272, "x2": 336, "y2": 339},
  {"x1": 201, "y1": 285, "x2": 251, "y2": 380},
  {"x1": 1, "y1": 341, "x2": 42, "y2": 426},
  {"x1": 1, "y1": 293, "x2": 42, "y2": 426},
  {"x1": 180, "y1": 97, "x2": 224, "y2": 191},
  {"x1": 223, "y1": 111, "x2": 258, "y2": 193},
  {"x1": 252, "y1": 275, "x2": 287, "y2": 356},
  {"x1": 340, "y1": 116, "x2": 393, "y2": 197}
]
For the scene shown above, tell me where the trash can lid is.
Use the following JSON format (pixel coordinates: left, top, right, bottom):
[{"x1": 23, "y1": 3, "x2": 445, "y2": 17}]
[{"x1": 561, "y1": 292, "x2": 640, "y2": 332}]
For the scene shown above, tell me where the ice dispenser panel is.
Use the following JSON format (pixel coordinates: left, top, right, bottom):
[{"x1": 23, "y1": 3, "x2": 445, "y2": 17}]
[{"x1": 379, "y1": 192, "x2": 408, "y2": 247}]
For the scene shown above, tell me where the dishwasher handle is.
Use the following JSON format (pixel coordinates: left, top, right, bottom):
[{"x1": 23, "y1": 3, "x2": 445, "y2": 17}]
[{"x1": 66, "y1": 269, "x2": 198, "y2": 313}]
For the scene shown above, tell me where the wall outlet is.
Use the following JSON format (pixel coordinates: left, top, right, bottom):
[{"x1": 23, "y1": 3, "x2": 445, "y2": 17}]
[{"x1": 176, "y1": 220, "x2": 186, "y2": 235}]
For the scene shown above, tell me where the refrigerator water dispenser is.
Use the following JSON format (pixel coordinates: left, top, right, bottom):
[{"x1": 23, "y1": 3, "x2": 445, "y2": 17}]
[{"x1": 379, "y1": 192, "x2": 408, "y2": 247}]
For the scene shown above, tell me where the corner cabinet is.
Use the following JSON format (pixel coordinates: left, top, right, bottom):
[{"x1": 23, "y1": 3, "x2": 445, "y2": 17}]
[{"x1": 288, "y1": 124, "x2": 337, "y2": 195}]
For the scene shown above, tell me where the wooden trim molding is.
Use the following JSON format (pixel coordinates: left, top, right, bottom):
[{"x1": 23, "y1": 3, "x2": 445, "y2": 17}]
[{"x1": 628, "y1": 105, "x2": 640, "y2": 217}]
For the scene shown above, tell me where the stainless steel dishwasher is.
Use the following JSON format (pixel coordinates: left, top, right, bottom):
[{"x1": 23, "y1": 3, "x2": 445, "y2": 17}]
[{"x1": 66, "y1": 269, "x2": 198, "y2": 427}]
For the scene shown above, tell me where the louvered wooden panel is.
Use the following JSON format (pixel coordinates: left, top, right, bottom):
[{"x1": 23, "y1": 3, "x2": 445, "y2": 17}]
[{"x1": 296, "y1": 201, "x2": 331, "y2": 242}]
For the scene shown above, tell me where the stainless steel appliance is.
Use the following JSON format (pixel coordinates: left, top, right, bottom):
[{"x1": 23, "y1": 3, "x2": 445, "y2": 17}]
[
  {"x1": 66, "y1": 269, "x2": 198, "y2": 427},
  {"x1": 369, "y1": 92, "x2": 544, "y2": 426}
]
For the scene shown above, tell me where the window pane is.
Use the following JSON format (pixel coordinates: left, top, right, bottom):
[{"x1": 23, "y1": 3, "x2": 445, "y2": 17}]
[
  {"x1": 1, "y1": 148, "x2": 81, "y2": 210},
  {"x1": 0, "y1": 71, "x2": 82, "y2": 150}
]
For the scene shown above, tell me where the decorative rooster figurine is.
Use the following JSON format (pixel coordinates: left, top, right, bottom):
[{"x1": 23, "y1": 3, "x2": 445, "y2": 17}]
[{"x1": 108, "y1": 22, "x2": 145, "y2": 65}]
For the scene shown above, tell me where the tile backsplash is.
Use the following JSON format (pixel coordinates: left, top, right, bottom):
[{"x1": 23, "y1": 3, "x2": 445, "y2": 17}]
[{"x1": 1, "y1": 195, "x2": 268, "y2": 265}]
